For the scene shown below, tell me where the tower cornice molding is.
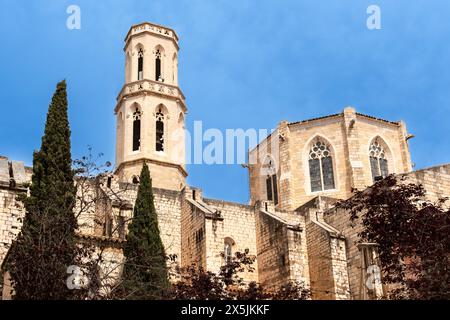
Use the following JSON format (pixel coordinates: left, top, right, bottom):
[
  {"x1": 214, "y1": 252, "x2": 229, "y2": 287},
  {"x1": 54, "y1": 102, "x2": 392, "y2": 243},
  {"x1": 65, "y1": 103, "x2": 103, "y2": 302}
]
[
  {"x1": 114, "y1": 158, "x2": 188, "y2": 178},
  {"x1": 124, "y1": 22, "x2": 179, "y2": 51},
  {"x1": 115, "y1": 79, "x2": 187, "y2": 113}
]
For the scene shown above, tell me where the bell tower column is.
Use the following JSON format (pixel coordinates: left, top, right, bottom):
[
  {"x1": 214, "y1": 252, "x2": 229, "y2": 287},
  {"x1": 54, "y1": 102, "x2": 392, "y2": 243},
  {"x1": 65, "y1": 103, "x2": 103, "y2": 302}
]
[{"x1": 115, "y1": 22, "x2": 188, "y2": 191}]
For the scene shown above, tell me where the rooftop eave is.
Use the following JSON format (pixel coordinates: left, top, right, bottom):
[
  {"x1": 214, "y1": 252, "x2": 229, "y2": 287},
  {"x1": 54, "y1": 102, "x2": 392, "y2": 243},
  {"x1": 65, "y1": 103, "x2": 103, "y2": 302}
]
[
  {"x1": 260, "y1": 209, "x2": 302, "y2": 231},
  {"x1": 249, "y1": 110, "x2": 402, "y2": 154},
  {"x1": 288, "y1": 113, "x2": 342, "y2": 127},
  {"x1": 355, "y1": 112, "x2": 400, "y2": 126}
]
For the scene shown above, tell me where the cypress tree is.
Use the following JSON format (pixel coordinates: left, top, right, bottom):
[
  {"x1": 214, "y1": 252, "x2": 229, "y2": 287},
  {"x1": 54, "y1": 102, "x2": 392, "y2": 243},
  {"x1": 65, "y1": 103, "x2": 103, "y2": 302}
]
[
  {"x1": 7, "y1": 80, "x2": 78, "y2": 299},
  {"x1": 121, "y1": 163, "x2": 169, "y2": 299}
]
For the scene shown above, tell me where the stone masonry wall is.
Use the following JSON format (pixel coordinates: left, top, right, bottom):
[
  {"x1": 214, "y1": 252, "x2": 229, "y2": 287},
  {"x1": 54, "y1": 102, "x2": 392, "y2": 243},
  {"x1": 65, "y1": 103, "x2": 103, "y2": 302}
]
[
  {"x1": 402, "y1": 164, "x2": 450, "y2": 203},
  {"x1": 180, "y1": 188, "x2": 207, "y2": 269},
  {"x1": 324, "y1": 206, "x2": 365, "y2": 300},
  {"x1": 323, "y1": 164, "x2": 450, "y2": 299},
  {"x1": 1, "y1": 173, "x2": 184, "y2": 279},
  {"x1": 253, "y1": 202, "x2": 311, "y2": 290},
  {"x1": 248, "y1": 107, "x2": 413, "y2": 212},
  {"x1": 296, "y1": 197, "x2": 350, "y2": 300},
  {"x1": 0, "y1": 187, "x2": 26, "y2": 268},
  {"x1": 203, "y1": 198, "x2": 259, "y2": 283},
  {"x1": 0, "y1": 157, "x2": 31, "y2": 269},
  {"x1": 255, "y1": 209, "x2": 290, "y2": 289},
  {"x1": 305, "y1": 217, "x2": 336, "y2": 299},
  {"x1": 110, "y1": 181, "x2": 183, "y2": 264},
  {"x1": 285, "y1": 225, "x2": 310, "y2": 287}
]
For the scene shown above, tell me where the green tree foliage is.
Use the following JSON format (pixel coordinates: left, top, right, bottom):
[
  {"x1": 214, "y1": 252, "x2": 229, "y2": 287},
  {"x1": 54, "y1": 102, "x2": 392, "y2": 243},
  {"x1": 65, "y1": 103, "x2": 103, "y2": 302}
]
[
  {"x1": 7, "y1": 80, "x2": 79, "y2": 299},
  {"x1": 121, "y1": 163, "x2": 169, "y2": 299}
]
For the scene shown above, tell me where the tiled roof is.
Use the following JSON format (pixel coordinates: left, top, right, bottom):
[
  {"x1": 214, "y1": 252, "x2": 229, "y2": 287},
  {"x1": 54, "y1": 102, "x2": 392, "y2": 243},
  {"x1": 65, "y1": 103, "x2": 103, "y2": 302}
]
[
  {"x1": 288, "y1": 113, "x2": 341, "y2": 126},
  {"x1": 355, "y1": 112, "x2": 400, "y2": 125}
]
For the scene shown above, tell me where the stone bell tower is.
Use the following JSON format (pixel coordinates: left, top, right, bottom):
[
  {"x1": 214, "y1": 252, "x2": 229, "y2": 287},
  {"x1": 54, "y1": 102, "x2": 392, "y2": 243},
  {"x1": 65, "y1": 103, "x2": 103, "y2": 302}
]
[{"x1": 114, "y1": 22, "x2": 187, "y2": 190}]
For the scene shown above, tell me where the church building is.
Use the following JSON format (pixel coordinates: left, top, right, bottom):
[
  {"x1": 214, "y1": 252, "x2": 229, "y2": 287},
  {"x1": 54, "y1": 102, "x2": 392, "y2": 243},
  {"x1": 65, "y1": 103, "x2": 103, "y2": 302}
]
[{"x1": 1, "y1": 22, "x2": 449, "y2": 300}]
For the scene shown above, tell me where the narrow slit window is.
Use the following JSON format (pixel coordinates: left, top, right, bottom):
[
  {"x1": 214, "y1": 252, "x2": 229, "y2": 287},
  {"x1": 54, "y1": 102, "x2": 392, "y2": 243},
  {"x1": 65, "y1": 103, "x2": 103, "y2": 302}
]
[
  {"x1": 132, "y1": 109, "x2": 141, "y2": 151},
  {"x1": 156, "y1": 109, "x2": 165, "y2": 152},
  {"x1": 321, "y1": 156, "x2": 335, "y2": 190},
  {"x1": 155, "y1": 49, "x2": 162, "y2": 81},
  {"x1": 224, "y1": 243, "x2": 232, "y2": 263},
  {"x1": 264, "y1": 159, "x2": 279, "y2": 205},
  {"x1": 272, "y1": 174, "x2": 278, "y2": 205},
  {"x1": 137, "y1": 48, "x2": 144, "y2": 80},
  {"x1": 224, "y1": 238, "x2": 234, "y2": 263},
  {"x1": 266, "y1": 176, "x2": 273, "y2": 201},
  {"x1": 309, "y1": 158, "x2": 322, "y2": 192}
]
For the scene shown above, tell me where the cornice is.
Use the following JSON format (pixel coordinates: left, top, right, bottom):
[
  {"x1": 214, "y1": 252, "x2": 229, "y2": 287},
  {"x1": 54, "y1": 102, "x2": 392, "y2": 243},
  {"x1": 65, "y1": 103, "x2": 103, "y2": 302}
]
[
  {"x1": 114, "y1": 157, "x2": 188, "y2": 178},
  {"x1": 124, "y1": 22, "x2": 179, "y2": 51},
  {"x1": 114, "y1": 79, "x2": 187, "y2": 114}
]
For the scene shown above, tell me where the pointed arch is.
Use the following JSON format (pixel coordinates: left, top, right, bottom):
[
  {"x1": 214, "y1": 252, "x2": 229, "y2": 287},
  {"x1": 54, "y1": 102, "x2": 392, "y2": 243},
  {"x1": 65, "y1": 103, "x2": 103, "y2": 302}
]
[
  {"x1": 153, "y1": 45, "x2": 165, "y2": 82},
  {"x1": 305, "y1": 136, "x2": 336, "y2": 192},
  {"x1": 368, "y1": 136, "x2": 392, "y2": 182},
  {"x1": 131, "y1": 103, "x2": 141, "y2": 152},
  {"x1": 155, "y1": 103, "x2": 169, "y2": 116},
  {"x1": 261, "y1": 154, "x2": 278, "y2": 205},
  {"x1": 136, "y1": 44, "x2": 144, "y2": 80},
  {"x1": 224, "y1": 237, "x2": 236, "y2": 263},
  {"x1": 155, "y1": 104, "x2": 168, "y2": 152}
]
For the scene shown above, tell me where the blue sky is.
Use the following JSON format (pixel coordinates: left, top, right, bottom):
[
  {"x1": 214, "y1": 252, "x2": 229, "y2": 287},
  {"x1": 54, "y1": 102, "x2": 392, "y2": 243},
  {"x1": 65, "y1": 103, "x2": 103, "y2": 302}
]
[{"x1": 1, "y1": 0, "x2": 450, "y2": 203}]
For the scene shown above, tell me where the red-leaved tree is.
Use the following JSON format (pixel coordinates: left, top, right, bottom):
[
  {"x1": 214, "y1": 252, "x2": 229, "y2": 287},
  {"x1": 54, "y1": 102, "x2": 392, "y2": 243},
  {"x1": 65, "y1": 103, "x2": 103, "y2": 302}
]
[{"x1": 337, "y1": 175, "x2": 450, "y2": 299}]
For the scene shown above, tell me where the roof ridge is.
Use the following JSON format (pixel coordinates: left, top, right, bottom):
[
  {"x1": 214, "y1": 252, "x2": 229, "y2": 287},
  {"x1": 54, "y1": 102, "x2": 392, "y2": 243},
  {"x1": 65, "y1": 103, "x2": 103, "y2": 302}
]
[{"x1": 288, "y1": 113, "x2": 342, "y2": 126}]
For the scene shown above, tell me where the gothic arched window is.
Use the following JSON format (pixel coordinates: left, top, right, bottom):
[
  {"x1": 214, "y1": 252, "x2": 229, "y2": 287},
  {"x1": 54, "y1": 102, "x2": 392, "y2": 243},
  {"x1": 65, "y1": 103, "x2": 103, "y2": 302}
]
[
  {"x1": 132, "y1": 108, "x2": 141, "y2": 151},
  {"x1": 155, "y1": 49, "x2": 163, "y2": 82},
  {"x1": 369, "y1": 139, "x2": 389, "y2": 182},
  {"x1": 309, "y1": 139, "x2": 335, "y2": 192},
  {"x1": 264, "y1": 159, "x2": 278, "y2": 205},
  {"x1": 137, "y1": 47, "x2": 144, "y2": 80},
  {"x1": 155, "y1": 108, "x2": 165, "y2": 152},
  {"x1": 224, "y1": 238, "x2": 235, "y2": 263}
]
